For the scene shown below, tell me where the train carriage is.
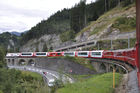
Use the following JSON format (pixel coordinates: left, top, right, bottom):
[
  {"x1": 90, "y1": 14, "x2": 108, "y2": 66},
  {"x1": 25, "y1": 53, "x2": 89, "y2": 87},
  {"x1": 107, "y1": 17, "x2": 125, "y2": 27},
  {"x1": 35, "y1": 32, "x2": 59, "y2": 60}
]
[
  {"x1": 63, "y1": 52, "x2": 75, "y2": 57},
  {"x1": 47, "y1": 52, "x2": 63, "y2": 57},
  {"x1": 20, "y1": 52, "x2": 34, "y2": 57},
  {"x1": 123, "y1": 49, "x2": 136, "y2": 66},
  {"x1": 76, "y1": 51, "x2": 90, "y2": 57},
  {"x1": 113, "y1": 51, "x2": 125, "y2": 61},
  {"x1": 34, "y1": 52, "x2": 48, "y2": 57},
  {"x1": 103, "y1": 50, "x2": 114, "y2": 59},
  {"x1": 6, "y1": 53, "x2": 20, "y2": 57},
  {"x1": 90, "y1": 50, "x2": 104, "y2": 58}
]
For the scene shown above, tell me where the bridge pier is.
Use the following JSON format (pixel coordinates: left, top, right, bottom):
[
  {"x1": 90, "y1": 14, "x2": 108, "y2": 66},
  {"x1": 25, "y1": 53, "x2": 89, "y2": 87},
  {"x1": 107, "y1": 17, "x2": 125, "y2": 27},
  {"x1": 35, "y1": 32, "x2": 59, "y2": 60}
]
[
  {"x1": 91, "y1": 61, "x2": 126, "y2": 74},
  {"x1": 5, "y1": 58, "x2": 36, "y2": 67},
  {"x1": 6, "y1": 58, "x2": 18, "y2": 66},
  {"x1": 91, "y1": 62, "x2": 111, "y2": 73}
]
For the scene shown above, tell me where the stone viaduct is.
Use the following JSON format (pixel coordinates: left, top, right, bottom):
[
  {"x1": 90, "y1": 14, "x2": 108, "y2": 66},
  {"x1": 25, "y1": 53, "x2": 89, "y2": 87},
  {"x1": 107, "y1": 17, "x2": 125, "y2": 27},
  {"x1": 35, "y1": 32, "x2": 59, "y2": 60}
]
[{"x1": 5, "y1": 57, "x2": 128, "y2": 74}]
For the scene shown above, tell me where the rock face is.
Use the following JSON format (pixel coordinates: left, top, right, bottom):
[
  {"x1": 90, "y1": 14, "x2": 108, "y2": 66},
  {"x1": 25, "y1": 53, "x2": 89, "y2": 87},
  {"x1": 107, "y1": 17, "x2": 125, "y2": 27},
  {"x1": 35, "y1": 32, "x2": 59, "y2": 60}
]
[
  {"x1": 20, "y1": 34, "x2": 62, "y2": 52},
  {"x1": 75, "y1": 31, "x2": 90, "y2": 43},
  {"x1": 20, "y1": 5, "x2": 136, "y2": 52},
  {"x1": 7, "y1": 39, "x2": 15, "y2": 50},
  {"x1": 35, "y1": 58, "x2": 96, "y2": 74}
]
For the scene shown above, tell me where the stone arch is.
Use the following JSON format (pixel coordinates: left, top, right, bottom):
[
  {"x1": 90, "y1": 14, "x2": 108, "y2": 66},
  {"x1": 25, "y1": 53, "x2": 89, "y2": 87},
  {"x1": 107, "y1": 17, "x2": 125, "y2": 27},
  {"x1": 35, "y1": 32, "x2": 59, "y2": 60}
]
[
  {"x1": 109, "y1": 65, "x2": 114, "y2": 72},
  {"x1": 28, "y1": 59, "x2": 35, "y2": 66},
  {"x1": 19, "y1": 59, "x2": 26, "y2": 66},
  {"x1": 12, "y1": 59, "x2": 15, "y2": 65},
  {"x1": 115, "y1": 66, "x2": 120, "y2": 73},
  {"x1": 7, "y1": 59, "x2": 11, "y2": 65},
  {"x1": 99, "y1": 63, "x2": 107, "y2": 73},
  {"x1": 8, "y1": 59, "x2": 10, "y2": 62}
]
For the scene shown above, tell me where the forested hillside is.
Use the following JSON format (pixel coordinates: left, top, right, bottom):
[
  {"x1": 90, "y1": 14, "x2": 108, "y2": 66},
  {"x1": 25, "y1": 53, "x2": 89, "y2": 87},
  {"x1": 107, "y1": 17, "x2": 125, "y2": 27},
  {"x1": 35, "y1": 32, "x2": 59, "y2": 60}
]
[
  {"x1": 21, "y1": 9, "x2": 71, "y2": 45},
  {"x1": 21, "y1": 0, "x2": 135, "y2": 45},
  {"x1": 0, "y1": 32, "x2": 20, "y2": 52}
]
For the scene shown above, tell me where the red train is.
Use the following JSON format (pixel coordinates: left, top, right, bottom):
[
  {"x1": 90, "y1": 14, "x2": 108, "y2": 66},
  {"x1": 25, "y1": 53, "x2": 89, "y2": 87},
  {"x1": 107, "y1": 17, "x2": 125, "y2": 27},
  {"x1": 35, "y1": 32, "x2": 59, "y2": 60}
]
[
  {"x1": 6, "y1": 48, "x2": 136, "y2": 67},
  {"x1": 103, "y1": 48, "x2": 136, "y2": 66}
]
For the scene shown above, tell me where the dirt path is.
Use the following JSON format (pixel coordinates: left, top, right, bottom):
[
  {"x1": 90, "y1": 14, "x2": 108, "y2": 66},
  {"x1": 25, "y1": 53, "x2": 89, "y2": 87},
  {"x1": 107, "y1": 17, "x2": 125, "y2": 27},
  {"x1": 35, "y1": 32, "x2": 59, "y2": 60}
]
[
  {"x1": 127, "y1": 70, "x2": 139, "y2": 93},
  {"x1": 115, "y1": 74, "x2": 128, "y2": 93},
  {"x1": 115, "y1": 70, "x2": 139, "y2": 93}
]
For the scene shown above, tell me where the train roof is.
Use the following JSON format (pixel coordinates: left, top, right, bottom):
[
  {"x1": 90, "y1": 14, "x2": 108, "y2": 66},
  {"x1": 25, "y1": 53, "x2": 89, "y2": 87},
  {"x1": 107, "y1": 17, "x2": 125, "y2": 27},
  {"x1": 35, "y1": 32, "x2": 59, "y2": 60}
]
[
  {"x1": 110, "y1": 48, "x2": 135, "y2": 52},
  {"x1": 90, "y1": 50, "x2": 104, "y2": 52},
  {"x1": 6, "y1": 53, "x2": 20, "y2": 57}
]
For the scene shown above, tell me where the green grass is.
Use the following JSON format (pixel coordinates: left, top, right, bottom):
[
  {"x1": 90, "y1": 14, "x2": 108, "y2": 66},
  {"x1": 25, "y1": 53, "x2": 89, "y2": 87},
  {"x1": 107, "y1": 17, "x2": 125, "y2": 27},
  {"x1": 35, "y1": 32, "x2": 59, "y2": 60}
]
[
  {"x1": 112, "y1": 17, "x2": 136, "y2": 33},
  {"x1": 72, "y1": 74, "x2": 100, "y2": 82},
  {"x1": 18, "y1": 71, "x2": 49, "y2": 93},
  {"x1": 0, "y1": 68, "x2": 49, "y2": 93},
  {"x1": 19, "y1": 71, "x2": 49, "y2": 93},
  {"x1": 89, "y1": 23, "x2": 109, "y2": 36},
  {"x1": 21, "y1": 71, "x2": 43, "y2": 81},
  {"x1": 56, "y1": 73, "x2": 122, "y2": 93}
]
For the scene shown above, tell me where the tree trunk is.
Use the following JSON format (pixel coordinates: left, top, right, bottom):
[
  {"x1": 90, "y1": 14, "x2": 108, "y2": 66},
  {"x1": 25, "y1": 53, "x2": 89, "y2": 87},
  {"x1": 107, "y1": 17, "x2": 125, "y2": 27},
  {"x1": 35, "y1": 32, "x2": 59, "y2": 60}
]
[
  {"x1": 118, "y1": 0, "x2": 121, "y2": 6},
  {"x1": 105, "y1": 0, "x2": 107, "y2": 12}
]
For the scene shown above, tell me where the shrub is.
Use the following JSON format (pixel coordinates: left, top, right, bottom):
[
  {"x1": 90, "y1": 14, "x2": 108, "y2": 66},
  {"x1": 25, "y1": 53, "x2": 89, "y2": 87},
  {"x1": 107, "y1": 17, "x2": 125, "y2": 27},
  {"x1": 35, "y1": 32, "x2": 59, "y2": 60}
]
[
  {"x1": 112, "y1": 17, "x2": 136, "y2": 32},
  {"x1": 60, "y1": 30, "x2": 75, "y2": 42}
]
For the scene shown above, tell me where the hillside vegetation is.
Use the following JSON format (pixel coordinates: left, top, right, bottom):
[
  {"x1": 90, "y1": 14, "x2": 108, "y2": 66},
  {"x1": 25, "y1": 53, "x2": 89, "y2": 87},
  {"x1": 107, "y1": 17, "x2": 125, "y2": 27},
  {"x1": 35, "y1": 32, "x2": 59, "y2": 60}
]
[
  {"x1": 76, "y1": 3, "x2": 136, "y2": 41},
  {"x1": 18, "y1": 0, "x2": 136, "y2": 52},
  {"x1": 0, "y1": 47, "x2": 49, "y2": 93},
  {"x1": 56, "y1": 73, "x2": 122, "y2": 93},
  {"x1": 0, "y1": 32, "x2": 20, "y2": 52},
  {"x1": 21, "y1": 0, "x2": 135, "y2": 45}
]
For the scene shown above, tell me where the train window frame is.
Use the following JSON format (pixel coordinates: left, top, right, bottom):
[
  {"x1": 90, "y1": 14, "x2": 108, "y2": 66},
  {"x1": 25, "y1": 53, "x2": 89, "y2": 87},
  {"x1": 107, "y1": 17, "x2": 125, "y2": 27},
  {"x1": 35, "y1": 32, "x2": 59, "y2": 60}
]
[
  {"x1": 21, "y1": 53, "x2": 32, "y2": 56},
  {"x1": 91, "y1": 52, "x2": 101, "y2": 56},
  {"x1": 36, "y1": 53, "x2": 46, "y2": 55},
  {"x1": 78, "y1": 52, "x2": 88, "y2": 55},
  {"x1": 57, "y1": 53, "x2": 61, "y2": 56}
]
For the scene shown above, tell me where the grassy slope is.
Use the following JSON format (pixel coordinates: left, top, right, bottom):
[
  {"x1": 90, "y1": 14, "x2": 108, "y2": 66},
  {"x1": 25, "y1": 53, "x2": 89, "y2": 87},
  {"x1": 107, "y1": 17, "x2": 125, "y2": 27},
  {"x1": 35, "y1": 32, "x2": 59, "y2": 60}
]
[
  {"x1": 19, "y1": 71, "x2": 49, "y2": 93},
  {"x1": 77, "y1": 3, "x2": 136, "y2": 37},
  {"x1": 56, "y1": 73, "x2": 122, "y2": 93},
  {"x1": 0, "y1": 68, "x2": 49, "y2": 93},
  {"x1": 21, "y1": 71, "x2": 43, "y2": 81},
  {"x1": 20, "y1": 71, "x2": 49, "y2": 93}
]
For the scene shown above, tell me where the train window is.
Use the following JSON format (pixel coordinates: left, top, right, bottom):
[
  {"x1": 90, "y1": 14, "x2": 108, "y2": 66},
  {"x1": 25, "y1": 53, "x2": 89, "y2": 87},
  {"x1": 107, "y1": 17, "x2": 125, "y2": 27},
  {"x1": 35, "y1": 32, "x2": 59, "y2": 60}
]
[
  {"x1": 36, "y1": 53, "x2": 46, "y2": 55},
  {"x1": 92, "y1": 52, "x2": 101, "y2": 55},
  {"x1": 78, "y1": 52, "x2": 88, "y2": 55},
  {"x1": 22, "y1": 53, "x2": 32, "y2": 55},
  {"x1": 57, "y1": 53, "x2": 61, "y2": 55}
]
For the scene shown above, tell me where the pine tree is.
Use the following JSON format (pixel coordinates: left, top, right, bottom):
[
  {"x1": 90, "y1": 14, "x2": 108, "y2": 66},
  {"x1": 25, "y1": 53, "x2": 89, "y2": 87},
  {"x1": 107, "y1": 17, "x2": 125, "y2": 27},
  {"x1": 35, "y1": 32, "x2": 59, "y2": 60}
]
[
  {"x1": 70, "y1": 0, "x2": 86, "y2": 33},
  {"x1": 42, "y1": 43, "x2": 48, "y2": 52},
  {"x1": 105, "y1": 0, "x2": 107, "y2": 12}
]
